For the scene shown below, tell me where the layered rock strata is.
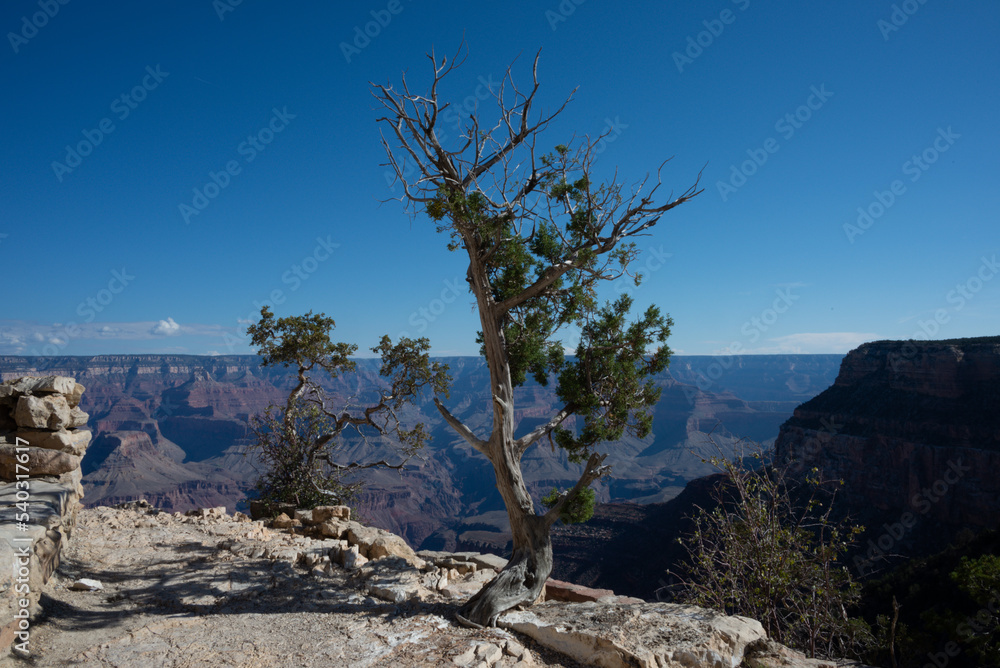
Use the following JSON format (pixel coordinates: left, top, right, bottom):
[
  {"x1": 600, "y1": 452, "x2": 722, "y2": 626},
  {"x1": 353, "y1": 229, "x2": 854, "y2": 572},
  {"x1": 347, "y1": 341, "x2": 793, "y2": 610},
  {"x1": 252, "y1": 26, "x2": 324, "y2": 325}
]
[
  {"x1": 0, "y1": 376, "x2": 91, "y2": 651},
  {"x1": 774, "y1": 337, "x2": 1000, "y2": 570}
]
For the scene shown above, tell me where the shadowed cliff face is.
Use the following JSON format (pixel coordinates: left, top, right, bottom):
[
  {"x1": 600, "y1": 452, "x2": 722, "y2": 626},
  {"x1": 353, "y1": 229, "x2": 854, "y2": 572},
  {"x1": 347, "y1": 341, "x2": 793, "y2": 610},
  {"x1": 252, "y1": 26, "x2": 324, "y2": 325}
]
[
  {"x1": 774, "y1": 337, "x2": 1000, "y2": 569},
  {"x1": 0, "y1": 354, "x2": 841, "y2": 549}
]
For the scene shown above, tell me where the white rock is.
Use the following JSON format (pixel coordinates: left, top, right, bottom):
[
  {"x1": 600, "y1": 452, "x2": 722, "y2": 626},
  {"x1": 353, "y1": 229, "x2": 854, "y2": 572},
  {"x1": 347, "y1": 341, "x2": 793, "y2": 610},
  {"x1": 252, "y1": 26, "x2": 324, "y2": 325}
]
[
  {"x1": 14, "y1": 395, "x2": 74, "y2": 430},
  {"x1": 69, "y1": 578, "x2": 103, "y2": 591},
  {"x1": 499, "y1": 601, "x2": 766, "y2": 668}
]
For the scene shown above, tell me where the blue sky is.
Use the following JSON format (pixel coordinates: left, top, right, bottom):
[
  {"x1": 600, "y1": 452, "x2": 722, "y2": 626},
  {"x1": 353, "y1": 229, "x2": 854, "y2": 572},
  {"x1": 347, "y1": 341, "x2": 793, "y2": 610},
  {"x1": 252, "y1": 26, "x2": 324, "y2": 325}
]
[{"x1": 2, "y1": 0, "x2": 997, "y2": 357}]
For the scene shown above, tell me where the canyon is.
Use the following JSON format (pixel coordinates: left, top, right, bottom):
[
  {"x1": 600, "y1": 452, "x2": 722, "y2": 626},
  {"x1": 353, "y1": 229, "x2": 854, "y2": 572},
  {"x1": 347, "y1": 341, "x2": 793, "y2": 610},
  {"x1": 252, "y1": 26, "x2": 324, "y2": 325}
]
[
  {"x1": 553, "y1": 336, "x2": 1000, "y2": 599},
  {"x1": 0, "y1": 353, "x2": 840, "y2": 552}
]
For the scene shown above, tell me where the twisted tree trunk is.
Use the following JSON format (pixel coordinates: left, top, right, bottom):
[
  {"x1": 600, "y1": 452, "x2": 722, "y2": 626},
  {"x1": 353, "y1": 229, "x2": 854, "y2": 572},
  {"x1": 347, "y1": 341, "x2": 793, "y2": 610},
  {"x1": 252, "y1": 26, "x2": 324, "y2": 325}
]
[{"x1": 457, "y1": 503, "x2": 552, "y2": 627}]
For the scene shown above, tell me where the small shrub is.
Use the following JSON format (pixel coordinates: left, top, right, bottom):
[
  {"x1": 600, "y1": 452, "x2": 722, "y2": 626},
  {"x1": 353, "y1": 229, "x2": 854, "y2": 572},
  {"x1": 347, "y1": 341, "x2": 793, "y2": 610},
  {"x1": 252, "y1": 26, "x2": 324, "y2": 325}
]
[{"x1": 671, "y1": 441, "x2": 872, "y2": 658}]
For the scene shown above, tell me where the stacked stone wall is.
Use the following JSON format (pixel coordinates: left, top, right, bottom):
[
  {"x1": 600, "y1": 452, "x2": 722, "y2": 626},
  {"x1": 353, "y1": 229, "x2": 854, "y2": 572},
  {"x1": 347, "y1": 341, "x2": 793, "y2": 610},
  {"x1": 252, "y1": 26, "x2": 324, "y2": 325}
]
[{"x1": 0, "y1": 376, "x2": 90, "y2": 650}]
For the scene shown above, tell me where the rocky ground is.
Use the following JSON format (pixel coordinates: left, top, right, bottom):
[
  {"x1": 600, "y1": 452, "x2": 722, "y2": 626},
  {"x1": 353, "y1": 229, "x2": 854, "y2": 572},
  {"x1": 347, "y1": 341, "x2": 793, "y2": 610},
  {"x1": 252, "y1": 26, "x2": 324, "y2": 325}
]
[{"x1": 1, "y1": 505, "x2": 575, "y2": 667}]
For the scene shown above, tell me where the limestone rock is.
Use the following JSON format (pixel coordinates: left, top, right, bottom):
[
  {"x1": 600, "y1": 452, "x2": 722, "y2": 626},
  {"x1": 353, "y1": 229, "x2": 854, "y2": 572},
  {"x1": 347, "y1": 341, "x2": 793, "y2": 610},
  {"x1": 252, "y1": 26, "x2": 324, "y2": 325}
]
[
  {"x1": 317, "y1": 519, "x2": 350, "y2": 539},
  {"x1": 271, "y1": 513, "x2": 293, "y2": 529},
  {"x1": 66, "y1": 382, "x2": 85, "y2": 408},
  {"x1": 68, "y1": 405, "x2": 89, "y2": 428},
  {"x1": 12, "y1": 428, "x2": 91, "y2": 456},
  {"x1": 9, "y1": 376, "x2": 78, "y2": 396},
  {"x1": 367, "y1": 531, "x2": 422, "y2": 566},
  {"x1": 312, "y1": 505, "x2": 351, "y2": 523},
  {"x1": 0, "y1": 444, "x2": 81, "y2": 479},
  {"x1": 743, "y1": 639, "x2": 850, "y2": 668},
  {"x1": 0, "y1": 386, "x2": 16, "y2": 408},
  {"x1": 346, "y1": 522, "x2": 382, "y2": 555},
  {"x1": 499, "y1": 601, "x2": 766, "y2": 668},
  {"x1": 469, "y1": 552, "x2": 508, "y2": 572},
  {"x1": 14, "y1": 394, "x2": 75, "y2": 430},
  {"x1": 69, "y1": 578, "x2": 104, "y2": 591},
  {"x1": 340, "y1": 544, "x2": 368, "y2": 570}
]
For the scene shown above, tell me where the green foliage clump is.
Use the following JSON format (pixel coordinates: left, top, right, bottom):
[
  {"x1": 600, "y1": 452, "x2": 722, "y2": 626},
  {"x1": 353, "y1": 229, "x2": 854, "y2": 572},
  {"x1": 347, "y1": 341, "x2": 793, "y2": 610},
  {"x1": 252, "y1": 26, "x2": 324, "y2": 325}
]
[{"x1": 542, "y1": 486, "x2": 596, "y2": 525}]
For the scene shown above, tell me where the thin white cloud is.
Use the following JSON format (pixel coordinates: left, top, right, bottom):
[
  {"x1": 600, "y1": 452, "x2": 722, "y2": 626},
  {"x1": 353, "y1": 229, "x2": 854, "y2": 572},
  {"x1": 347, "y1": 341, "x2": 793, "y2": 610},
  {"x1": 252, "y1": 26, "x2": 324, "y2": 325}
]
[
  {"x1": 0, "y1": 319, "x2": 239, "y2": 354},
  {"x1": 735, "y1": 332, "x2": 879, "y2": 354},
  {"x1": 150, "y1": 317, "x2": 181, "y2": 337}
]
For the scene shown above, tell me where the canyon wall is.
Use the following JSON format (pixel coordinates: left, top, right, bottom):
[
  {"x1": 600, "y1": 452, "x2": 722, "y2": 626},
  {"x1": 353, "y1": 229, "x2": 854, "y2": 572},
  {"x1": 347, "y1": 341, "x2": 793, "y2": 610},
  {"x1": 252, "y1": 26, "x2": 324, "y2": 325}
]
[{"x1": 774, "y1": 337, "x2": 1000, "y2": 572}]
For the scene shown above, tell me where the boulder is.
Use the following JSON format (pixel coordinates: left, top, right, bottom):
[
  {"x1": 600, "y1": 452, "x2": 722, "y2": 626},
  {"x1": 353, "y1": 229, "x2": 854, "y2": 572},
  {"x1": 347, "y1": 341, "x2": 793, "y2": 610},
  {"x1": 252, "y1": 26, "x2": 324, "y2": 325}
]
[
  {"x1": 0, "y1": 386, "x2": 16, "y2": 409},
  {"x1": 14, "y1": 395, "x2": 76, "y2": 430},
  {"x1": 0, "y1": 444, "x2": 81, "y2": 480},
  {"x1": 340, "y1": 544, "x2": 368, "y2": 570},
  {"x1": 312, "y1": 505, "x2": 351, "y2": 523},
  {"x1": 12, "y1": 429, "x2": 91, "y2": 456},
  {"x1": 317, "y1": 519, "x2": 350, "y2": 539},
  {"x1": 469, "y1": 552, "x2": 508, "y2": 572},
  {"x1": 345, "y1": 522, "x2": 382, "y2": 556},
  {"x1": 367, "y1": 532, "x2": 422, "y2": 566},
  {"x1": 9, "y1": 376, "x2": 78, "y2": 396},
  {"x1": 66, "y1": 382, "x2": 85, "y2": 408},
  {"x1": 68, "y1": 406, "x2": 89, "y2": 428},
  {"x1": 499, "y1": 601, "x2": 766, "y2": 668}
]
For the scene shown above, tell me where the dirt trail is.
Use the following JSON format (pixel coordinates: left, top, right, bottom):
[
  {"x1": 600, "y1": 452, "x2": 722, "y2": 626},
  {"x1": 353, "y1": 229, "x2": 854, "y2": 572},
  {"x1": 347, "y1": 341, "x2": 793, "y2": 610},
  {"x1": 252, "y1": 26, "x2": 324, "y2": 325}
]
[{"x1": 2, "y1": 506, "x2": 577, "y2": 667}]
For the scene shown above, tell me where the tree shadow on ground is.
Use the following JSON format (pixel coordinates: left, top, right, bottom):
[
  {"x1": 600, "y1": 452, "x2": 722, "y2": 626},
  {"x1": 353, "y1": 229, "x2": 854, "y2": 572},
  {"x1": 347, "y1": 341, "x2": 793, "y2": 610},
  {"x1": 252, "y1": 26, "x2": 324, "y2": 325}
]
[{"x1": 34, "y1": 538, "x2": 458, "y2": 635}]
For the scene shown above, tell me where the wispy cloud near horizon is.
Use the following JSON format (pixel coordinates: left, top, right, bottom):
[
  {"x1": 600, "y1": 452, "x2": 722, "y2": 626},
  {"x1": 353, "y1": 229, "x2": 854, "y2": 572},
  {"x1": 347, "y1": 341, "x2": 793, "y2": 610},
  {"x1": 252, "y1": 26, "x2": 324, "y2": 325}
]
[
  {"x1": 0, "y1": 319, "x2": 237, "y2": 355},
  {"x1": 725, "y1": 331, "x2": 879, "y2": 355}
]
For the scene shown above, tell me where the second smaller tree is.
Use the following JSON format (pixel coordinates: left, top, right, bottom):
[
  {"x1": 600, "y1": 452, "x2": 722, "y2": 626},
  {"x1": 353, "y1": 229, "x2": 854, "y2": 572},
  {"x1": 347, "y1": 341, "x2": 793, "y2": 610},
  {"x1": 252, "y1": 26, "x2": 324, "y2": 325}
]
[{"x1": 245, "y1": 306, "x2": 450, "y2": 513}]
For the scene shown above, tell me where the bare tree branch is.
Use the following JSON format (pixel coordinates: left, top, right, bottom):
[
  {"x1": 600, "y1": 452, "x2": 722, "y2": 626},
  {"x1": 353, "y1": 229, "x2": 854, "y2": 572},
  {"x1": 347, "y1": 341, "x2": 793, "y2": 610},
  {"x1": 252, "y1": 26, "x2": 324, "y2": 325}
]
[
  {"x1": 433, "y1": 397, "x2": 488, "y2": 454},
  {"x1": 514, "y1": 404, "x2": 574, "y2": 459}
]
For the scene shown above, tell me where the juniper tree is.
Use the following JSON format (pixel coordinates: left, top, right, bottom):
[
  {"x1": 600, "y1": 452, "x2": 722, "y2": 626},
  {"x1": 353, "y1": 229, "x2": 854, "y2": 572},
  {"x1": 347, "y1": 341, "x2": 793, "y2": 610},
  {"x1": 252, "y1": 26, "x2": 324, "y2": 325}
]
[
  {"x1": 246, "y1": 306, "x2": 449, "y2": 512},
  {"x1": 373, "y1": 47, "x2": 701, "y2": 627}
]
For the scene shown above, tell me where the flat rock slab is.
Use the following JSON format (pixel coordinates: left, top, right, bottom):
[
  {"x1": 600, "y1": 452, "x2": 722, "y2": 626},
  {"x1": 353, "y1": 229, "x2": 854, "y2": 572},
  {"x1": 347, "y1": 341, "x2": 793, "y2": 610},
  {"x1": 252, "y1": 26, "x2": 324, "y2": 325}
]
[{"x1": 499, "y1": 601, "x2": 766, "y2": 668}]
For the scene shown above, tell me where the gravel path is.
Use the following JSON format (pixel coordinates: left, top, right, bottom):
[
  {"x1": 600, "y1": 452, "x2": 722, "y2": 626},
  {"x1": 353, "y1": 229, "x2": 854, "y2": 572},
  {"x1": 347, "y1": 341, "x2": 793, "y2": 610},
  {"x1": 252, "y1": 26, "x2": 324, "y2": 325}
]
[{"x1": 2, "y1": 507, "x2": 580, "y2": 667}]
